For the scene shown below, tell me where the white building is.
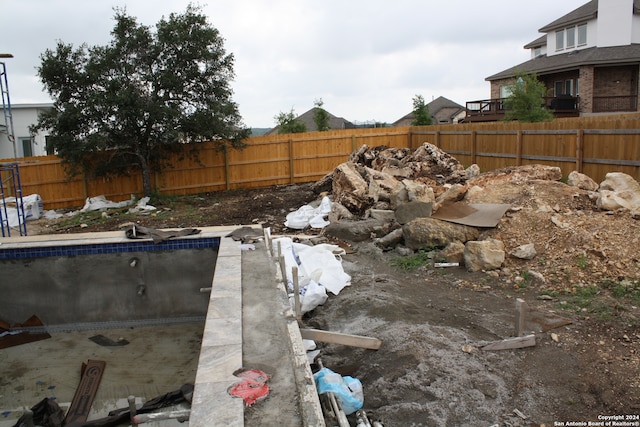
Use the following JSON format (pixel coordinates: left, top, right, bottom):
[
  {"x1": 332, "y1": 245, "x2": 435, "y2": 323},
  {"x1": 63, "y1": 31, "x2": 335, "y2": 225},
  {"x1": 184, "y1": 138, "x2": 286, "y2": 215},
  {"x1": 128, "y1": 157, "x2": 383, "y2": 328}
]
[{"x1": 0, "y1": 103, "x2": 53, "y2": 160}]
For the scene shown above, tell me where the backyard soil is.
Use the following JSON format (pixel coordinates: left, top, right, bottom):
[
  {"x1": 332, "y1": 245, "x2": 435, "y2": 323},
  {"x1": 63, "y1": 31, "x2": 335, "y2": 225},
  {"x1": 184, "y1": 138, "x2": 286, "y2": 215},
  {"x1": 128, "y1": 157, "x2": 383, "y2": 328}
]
[{"x1": 28, "y1": 179, "x2": 640, "y2": 426}]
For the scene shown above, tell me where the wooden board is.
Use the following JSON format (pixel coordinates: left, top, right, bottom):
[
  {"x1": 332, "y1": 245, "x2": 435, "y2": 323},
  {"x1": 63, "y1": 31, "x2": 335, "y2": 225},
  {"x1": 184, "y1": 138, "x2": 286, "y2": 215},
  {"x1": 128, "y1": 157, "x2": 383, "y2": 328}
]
[
  {"x1": 300, "y1": 328, "x2": 382, "y2": 350},
  {"x1": 481, "y1": 334, "x2": 536, "y2": 351},
  {"x1": 64, "y1": 359, "x2": 106, "y2": 426}
]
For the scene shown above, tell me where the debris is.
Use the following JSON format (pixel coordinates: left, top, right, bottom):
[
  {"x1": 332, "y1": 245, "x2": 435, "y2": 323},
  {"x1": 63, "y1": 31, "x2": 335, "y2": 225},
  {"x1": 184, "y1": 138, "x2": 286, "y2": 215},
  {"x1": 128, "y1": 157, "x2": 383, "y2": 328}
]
[
  {"x1": 228, "y1": 369, "x2": 270, "y2": 407},
  {"x1": 80, "y1": 194, "x2": 135, "y2": 212},
  {"x1": 132, "y1": 409, "x2": 190, "y2": 424},
  {"x1": 0, "y1": 315, "x2": 51, "y2": 350},
  {"x1": 481, "y1": 334, "x2": 536, "y2": 351},
  {"x1": 515, "y1": 298, "x2": 528, "y2": 337},
  {"x1": 124, "y1": 224, "x2": 200, "y2": 243},
  {"x1": 434, "y1": 262, "x2": 459, "y2": 268},
  {"x1": 89, "y1": 335, "x2": 129, "y2": 347},
  {"x1": 300, "y1": 328, "x2": 382, "y2": 350},
  {"x1": 431, "y1": 203, "x2": 511, "y2": 228},
  {"x1": 551, "y1": 333, "x2": 559, "y2": 342},
  {"x1": 510, "y1": 243, "x2": 537, "y2": 260},
  {"x1": 225, "y1": 226, "x2": 263, "y2": 243},
  {"x1": 285, "y1": 196, "x2": 332, "y2": 229},
  {"x1": 461, "y1": 344, "x2": 475, "y2": 354},
  {"x1": 314, "y1": 365, "x2": 363, "y2": 416},
  {"x1": 64, "y1": 360, "x2": 107, "y2": 426},
  {"x1": 513, "y1": 408, "x2": 528, "y2": 419}
]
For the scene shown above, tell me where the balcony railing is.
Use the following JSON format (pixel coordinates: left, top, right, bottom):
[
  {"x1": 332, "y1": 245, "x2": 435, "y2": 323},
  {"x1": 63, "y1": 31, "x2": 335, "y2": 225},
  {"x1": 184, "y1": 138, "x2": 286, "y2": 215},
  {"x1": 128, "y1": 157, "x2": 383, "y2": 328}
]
[
  {"x1": 466, "y1": 96, "x2": 579, "y2": 122},
  {"x1": 593, "y1": 95, "x2": 638, "y2": 113}
]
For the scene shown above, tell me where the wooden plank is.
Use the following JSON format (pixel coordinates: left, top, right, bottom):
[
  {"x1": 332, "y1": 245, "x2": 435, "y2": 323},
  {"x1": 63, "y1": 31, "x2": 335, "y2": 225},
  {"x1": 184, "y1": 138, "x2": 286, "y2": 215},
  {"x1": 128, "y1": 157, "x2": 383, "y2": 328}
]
[
  {"x1": 64, "y1": 359, "x2": 106, "y2": 425},
  {"x1": 481, "y1": 334, "x2": 536, "y2": 351},
  {"x1": 300, "y1": 328, "x2": 382, "y2": 350}
]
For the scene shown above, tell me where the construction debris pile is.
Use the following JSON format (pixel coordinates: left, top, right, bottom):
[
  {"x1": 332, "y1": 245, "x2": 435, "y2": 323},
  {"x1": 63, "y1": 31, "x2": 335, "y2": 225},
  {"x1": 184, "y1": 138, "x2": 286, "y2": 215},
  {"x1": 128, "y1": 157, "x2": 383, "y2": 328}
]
[{"x1": 301, "y1": 142, "x2": 640, "y2": 276}]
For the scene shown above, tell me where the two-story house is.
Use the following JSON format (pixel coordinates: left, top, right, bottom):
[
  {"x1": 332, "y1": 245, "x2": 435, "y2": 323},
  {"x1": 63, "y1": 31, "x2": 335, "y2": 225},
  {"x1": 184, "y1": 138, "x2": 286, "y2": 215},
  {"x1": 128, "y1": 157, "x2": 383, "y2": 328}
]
[
  {"x1": 0, "y1": 103, "x2": 53, "y2": 159},
  {"x1": 466, "y1": 0, "x2": 640, "y2": 122}
]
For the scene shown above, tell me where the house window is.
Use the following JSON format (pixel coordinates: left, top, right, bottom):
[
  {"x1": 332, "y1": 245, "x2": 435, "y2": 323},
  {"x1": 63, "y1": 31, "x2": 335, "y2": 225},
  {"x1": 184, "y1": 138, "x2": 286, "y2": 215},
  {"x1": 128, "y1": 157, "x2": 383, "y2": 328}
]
[
  {"x1": 575, "y1": 78, "x2": 580, "y2": 96},
  {"x1": 500, "y1": 85, "x2": 513, "y2": 98},
  {"x1": 45, "y1": 135, "x2": 55, "y2": 155},
  {"x1": 556, "y1": 29, "x2": 564, "y2": 50},
  {"x1": 577, "y1": 23, "x2": 587, "y2": 46},
  {"x1": 20, "y1": 137, "x2": 33, "y2": 157},
  {"x1": 533, "y1": 47, "x2": 543, "y2": 57},
  {"x1": 566, "y1": 27, "x2": 576, "y2": 48},
  {"x1": 565, "y1": 79, "x2": 574, "y2": 96},
  {"x1": 555, "y1": 80, "x2": 575, "y2": 96}
]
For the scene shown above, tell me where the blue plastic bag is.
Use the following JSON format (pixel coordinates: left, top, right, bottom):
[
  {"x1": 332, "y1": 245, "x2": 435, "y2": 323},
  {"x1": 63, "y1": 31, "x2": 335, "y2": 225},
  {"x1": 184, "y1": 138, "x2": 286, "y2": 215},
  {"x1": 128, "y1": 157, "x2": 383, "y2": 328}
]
[{"x1": 313, "y1": 367, "x2": 364, "y2": 415}]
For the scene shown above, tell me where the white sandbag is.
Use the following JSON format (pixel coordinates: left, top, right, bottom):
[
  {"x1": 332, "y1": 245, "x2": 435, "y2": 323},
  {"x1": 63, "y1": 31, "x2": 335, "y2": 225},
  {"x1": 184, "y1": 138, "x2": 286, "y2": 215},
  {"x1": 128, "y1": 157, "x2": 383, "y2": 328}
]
[
  {"x1": 297, "y1": 244, "x2": 351, "y2": 295},
  {"x1": 300, "y1": 280, "x2": 328, "y2": 313},
  {"x1": 284, "y1": 196, "x2": 332, "y2": 229}
]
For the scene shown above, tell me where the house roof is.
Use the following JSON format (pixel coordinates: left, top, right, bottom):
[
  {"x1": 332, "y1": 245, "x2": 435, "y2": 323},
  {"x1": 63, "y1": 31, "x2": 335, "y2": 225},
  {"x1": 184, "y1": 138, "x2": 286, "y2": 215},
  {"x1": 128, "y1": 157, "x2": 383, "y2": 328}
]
[
  {"x1": 266, "y1": 107, "x2": 354, "y2": 135},
  {"x1": 539, "y1": 0, "x2": 597, "y2": 33},
  {"x1": 524, "y1": 35, "x2": 546, "y2": 50},
  {"x1": 392, "y1": 96, "x2": 465, "y2": 125},
  {"x1": 486, "y1": 43, "x2": 640, "y2": 81}
]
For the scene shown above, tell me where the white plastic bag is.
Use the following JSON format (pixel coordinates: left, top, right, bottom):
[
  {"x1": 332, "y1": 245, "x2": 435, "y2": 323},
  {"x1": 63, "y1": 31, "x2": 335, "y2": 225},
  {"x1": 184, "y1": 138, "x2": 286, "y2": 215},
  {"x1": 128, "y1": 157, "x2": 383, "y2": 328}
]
[{"x1": 300, "y1": 280, "x2": 328, "y2": 314}]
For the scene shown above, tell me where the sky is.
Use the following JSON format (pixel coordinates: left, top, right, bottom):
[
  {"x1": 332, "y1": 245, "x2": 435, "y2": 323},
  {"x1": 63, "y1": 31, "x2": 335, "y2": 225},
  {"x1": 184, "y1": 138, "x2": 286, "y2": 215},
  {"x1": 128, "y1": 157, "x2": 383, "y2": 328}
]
[{"x1": 3, "y1": 0, "x2": 588, "y2": 128}]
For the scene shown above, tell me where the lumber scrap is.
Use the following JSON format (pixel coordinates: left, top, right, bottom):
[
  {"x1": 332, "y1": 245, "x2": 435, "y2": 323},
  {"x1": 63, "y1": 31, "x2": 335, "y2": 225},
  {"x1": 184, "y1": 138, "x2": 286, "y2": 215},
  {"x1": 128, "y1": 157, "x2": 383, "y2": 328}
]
[
  {"x1": 481, "y1": 334, "x2": 536, "y2": 351},
  {"x1": 300, "y1": 328, "x2": 382, "y2": 350},
  {"x1": 63, "y1": 359, "x2": 106, "y2": 425}
]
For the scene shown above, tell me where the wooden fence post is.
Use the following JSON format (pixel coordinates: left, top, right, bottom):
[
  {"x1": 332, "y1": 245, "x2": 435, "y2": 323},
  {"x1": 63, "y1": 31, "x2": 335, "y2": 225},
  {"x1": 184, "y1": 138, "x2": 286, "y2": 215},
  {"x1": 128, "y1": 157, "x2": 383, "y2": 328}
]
[
  {"x1": 435, "y1": 131, "x2": 441, "y2": 147},
  {"x1": 516, "y1": 130, "x2": 523, "y2": 166},
  {"x1": 471, "y1": 130, "x2": 477, "y2": 165},
  {"x1": 407, "y1": 129, "x2": 413, "y2": 150},
  {"x1": 224, "y1": 145, "x2": 230, "y2": 191},
  {"x1": 351, "y1": 135, "x2": 356, "y2": 152},
  {"x1": 576, "y1": 129, "x2": 584, "y2": 173},
  {"x1": 288, "y1": 138, "x2": 294, "y2": 184}
]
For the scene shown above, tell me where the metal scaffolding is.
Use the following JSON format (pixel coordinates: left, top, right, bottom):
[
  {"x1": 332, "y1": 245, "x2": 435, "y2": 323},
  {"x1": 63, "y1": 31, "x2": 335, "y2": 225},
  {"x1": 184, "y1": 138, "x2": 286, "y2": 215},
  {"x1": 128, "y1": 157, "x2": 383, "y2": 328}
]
[
  {"x1": 0, "y1": 163, "x2": 27, "y2": 236},
  {"x1": 0, "y1": 55, "x2": 27, "y2": 236}
]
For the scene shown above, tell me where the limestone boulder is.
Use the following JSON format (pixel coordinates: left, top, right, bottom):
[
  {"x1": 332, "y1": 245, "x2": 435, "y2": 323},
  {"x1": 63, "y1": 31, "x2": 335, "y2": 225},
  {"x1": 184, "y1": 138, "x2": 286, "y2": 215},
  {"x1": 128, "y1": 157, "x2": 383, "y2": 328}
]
[
  {"x1": 324, "y1": 218, "x2": 393, "y2": 242},
  {"x1": 437, "y1": 241, "x2": 465, "y2": 263},
  {"x1": 332, "y1": 162, "x2": 372, "y2": 215},
  {"x1": 402, "y1": 217, "x2": 480, "y2": 250},
  {"x1": 596, "y1": 172, "x2": 640, "y2": 212},
  {"x1": 510, "y1": 243, "x2": 537, "y2": 260},
  {"x1": 463, "y1": 239, "x2": 505, "y2": 272},
  {"x1": 567, "y1": 171, "x2": 599, "y2": 191}
]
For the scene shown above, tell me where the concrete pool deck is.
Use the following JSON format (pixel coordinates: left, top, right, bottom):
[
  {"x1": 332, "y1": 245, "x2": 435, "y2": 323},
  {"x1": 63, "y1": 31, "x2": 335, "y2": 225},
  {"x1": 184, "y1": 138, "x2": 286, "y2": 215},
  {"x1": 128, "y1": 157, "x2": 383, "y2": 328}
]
[{"x1": 0, "y1": 226, "x2": 324, "y2": 426}]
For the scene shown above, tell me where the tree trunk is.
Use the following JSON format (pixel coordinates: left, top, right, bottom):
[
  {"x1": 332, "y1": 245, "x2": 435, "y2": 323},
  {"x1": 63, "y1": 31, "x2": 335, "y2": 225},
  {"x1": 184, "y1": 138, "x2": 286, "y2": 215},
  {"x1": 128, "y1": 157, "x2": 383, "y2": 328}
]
[{"x1": 141, "y1": 156, "x2": 152, "y2": 197}]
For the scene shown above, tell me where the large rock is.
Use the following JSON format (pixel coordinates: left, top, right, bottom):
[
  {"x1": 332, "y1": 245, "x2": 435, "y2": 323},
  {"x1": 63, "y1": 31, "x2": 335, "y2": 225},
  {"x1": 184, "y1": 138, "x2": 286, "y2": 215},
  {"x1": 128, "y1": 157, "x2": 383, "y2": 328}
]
[
  {"x1": 364, "y1": 167, "x2": 402, "y2": 203},
  {"x1": 463, "y1": 239, "x2": 505, "y2": 272},
  {"x1": 395, "y1": 201, "x2": 434, "y2": 225},
  {"x1": 437, "y1": 241, "x2": 465, "y2": 263},
  {"x1": 402, "y1": 217, "x2": 480, "y2": 250},
  {"x1": 332, "y1": 162, "x2": 371, "y2": 215},
  {"x1": 567, "y1": 171, "x2": 599, "y2": 191},
  {"x1": 376, "y1": 228, "x2": 404, "y2": 250},
  {"x1": 596, "y1": 172, "x2": 640, "y2": 212},
  {"x1": 324, "y1": 218, "x2": 393, "y2": 242},
  {"x1": 467, "y1": 164, "x2": 562, "y2": 187}
]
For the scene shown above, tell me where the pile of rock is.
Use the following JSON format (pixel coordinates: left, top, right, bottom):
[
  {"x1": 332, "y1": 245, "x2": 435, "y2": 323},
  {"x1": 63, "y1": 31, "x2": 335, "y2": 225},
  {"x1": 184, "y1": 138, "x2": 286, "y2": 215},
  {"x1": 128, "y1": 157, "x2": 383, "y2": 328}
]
[{"x1": 311, "y1": 142, "x2": 640, "y2": 273}]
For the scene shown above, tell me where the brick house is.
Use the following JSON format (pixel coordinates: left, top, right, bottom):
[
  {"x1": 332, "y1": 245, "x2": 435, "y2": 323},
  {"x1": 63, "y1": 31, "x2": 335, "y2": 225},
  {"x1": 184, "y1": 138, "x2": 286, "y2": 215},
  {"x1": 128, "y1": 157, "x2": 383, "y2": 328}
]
[{"x1": 466, "y1": 0, "x2": 640, "y2": 121}]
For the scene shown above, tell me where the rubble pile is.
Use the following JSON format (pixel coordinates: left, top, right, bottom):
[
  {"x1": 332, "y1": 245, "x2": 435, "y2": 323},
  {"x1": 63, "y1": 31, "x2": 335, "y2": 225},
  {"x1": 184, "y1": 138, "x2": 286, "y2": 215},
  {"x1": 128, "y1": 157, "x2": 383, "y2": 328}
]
[{"x1": 308, "y1": 142, "x2": 640, "y2": 276}]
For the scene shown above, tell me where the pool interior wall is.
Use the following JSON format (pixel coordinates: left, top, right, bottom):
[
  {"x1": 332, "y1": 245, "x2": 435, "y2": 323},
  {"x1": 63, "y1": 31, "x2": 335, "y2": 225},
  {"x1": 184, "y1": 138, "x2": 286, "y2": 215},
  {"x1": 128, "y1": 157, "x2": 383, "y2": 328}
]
[
  {"x1": 0, "y1": 235, "x2": 219, "y2": 326},
  {"x1": 0, "y1": 229, "x2": 227, "y2": 426}
]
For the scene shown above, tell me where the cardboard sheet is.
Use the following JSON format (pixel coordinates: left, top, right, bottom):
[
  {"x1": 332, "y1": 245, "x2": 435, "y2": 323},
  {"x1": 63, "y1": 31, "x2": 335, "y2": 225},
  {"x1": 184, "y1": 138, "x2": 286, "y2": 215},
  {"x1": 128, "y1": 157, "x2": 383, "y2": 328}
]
[{"x1": 431, "y1": 203, "x2": 511, "y2": 228}]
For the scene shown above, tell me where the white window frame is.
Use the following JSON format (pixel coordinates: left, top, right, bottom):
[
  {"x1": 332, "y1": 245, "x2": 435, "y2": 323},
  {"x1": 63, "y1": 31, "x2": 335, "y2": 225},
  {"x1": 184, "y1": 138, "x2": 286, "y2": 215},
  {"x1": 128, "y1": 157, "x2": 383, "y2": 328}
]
[
  {"x1": 577, "y1": 23, "x2": 587, "y2": 46},
  {"x1": 556, "y1": 29, "x2": 565, "y2": 51},
  {"x1": 566, "y1": 27, "x2": 576, "y2": 48}
]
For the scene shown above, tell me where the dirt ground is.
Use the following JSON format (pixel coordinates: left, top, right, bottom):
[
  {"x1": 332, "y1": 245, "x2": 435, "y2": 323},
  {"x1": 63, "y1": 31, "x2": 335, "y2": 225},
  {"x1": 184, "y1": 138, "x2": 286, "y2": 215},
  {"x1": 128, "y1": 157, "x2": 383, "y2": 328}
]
[{"x1": 28, "y1": 180, "x2": 640, "y2": 426}]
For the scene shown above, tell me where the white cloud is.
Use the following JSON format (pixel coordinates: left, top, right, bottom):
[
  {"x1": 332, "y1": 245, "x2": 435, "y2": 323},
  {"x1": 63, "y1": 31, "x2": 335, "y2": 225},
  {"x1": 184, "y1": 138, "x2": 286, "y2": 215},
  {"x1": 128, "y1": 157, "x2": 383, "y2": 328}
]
[{"x1": 3, "y1": 0, "x2": 588, "y2": 127}]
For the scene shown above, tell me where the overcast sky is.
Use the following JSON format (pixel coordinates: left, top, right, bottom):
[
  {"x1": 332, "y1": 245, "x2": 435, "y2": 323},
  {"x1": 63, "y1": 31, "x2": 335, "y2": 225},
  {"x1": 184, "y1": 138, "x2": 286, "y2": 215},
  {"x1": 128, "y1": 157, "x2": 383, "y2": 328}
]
[{"x1": 3, "y1": 0, "x2": 587, "y2": 128}]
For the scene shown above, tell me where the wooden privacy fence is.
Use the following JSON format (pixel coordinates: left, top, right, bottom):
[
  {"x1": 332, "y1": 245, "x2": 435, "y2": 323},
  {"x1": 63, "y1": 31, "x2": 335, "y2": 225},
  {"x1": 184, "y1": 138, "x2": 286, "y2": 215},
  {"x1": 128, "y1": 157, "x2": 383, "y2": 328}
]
[{"x1": 2, "y1": 114, "x2": 640, "y2": 210}]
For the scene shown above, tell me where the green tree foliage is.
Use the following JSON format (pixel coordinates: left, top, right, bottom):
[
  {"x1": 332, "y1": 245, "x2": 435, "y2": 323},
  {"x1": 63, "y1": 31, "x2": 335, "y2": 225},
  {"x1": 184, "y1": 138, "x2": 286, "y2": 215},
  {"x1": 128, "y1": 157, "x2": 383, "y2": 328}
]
[
  {"x1": 274, "y1": 108, "x2": 307, "y2": 134},
  {"x1": 313, "y1": 98, "x2": 331, "y2": 131},
  {"x1": 503, "y1": 72, "x2": 554, "y2": 122},
  {"x1": 411, "y1": 94, "x2": 432, "y2": 126},
  {"x1": 32, "y1": 5, "x2": 250, "y2": 196}
]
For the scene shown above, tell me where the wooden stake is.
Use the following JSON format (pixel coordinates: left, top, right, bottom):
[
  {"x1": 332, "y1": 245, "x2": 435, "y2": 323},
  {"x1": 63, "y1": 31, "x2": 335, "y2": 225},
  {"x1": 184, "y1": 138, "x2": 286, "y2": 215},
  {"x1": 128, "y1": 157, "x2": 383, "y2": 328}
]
[
  {"x1": 292, "y1": 266, "x2": 301, "y2": 322},
  {"x1": 515, "y1": 298, "x2": 527, "y2": 337}
]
